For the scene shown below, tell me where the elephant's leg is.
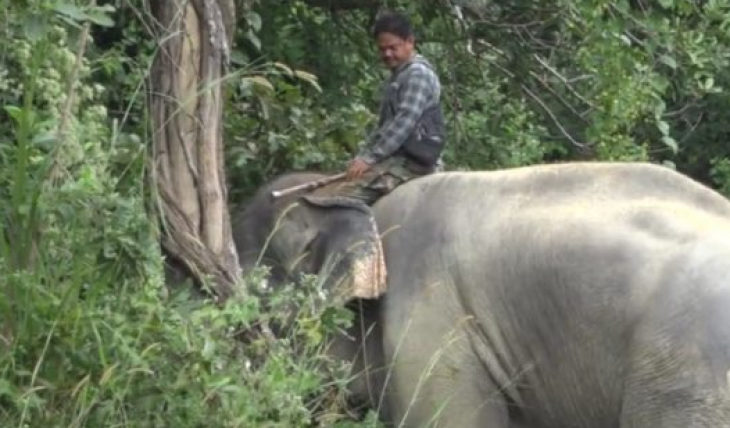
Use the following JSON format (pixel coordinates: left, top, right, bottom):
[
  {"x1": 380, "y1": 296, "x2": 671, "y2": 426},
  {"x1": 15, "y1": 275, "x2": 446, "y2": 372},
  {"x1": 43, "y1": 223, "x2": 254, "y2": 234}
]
[
  {"x1": 327, "y1": 299, "x2": 387, "y2": 413},
  {"x1": 379, "y1": 292, "x2": 510, "y2": 427}
]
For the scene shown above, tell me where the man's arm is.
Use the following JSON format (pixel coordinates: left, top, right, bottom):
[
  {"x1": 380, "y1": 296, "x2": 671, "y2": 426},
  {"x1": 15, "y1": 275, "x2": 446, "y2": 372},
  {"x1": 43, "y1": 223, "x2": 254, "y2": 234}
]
[{"x1": 358, "y1": 66, "x2": 433, "y2": 164}]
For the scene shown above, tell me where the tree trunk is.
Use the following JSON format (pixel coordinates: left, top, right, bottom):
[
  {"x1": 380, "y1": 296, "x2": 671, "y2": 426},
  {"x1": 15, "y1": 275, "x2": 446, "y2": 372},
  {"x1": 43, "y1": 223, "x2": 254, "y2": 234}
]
[{"x1": 150, "y1": 0, "x2": 239, "y2": 301}]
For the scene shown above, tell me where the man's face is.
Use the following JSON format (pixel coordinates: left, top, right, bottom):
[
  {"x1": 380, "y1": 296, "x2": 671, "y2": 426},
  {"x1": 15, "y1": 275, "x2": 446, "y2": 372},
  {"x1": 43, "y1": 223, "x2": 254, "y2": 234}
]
[{"x1": 376, "y1": 32, "x2": 414, "y2": 70}]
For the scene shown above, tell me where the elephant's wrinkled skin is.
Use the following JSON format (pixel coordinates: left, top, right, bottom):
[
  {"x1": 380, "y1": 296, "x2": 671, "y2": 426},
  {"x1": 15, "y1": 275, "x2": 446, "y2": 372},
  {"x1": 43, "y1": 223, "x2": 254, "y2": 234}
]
[{"x1": 232, "y1": 162, "x2": 730, "y2": 427}]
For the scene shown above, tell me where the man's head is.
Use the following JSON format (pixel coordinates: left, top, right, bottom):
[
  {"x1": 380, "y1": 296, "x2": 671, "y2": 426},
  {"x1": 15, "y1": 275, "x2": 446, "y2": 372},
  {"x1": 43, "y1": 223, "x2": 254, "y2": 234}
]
[{"x1": 373, "y1": 12, "x2": 415, "y2": 70}]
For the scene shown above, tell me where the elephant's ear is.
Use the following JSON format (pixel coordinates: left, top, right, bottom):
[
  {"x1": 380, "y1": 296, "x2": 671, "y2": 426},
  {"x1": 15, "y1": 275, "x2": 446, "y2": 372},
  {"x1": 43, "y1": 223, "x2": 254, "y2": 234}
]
[
  {"x1": 300, "y1": 195, "x2": 370, "y2": 213},
  {"x1": 300, "y1": 195, "x2": 387, "y2": 300}
]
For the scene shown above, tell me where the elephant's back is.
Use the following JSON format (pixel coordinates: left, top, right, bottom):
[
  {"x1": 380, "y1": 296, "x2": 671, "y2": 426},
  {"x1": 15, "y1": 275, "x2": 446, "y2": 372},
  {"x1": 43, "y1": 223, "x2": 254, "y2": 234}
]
[
  {"x1": 376, "y1": 162, "x2": 730, "y2": 242},
  {"x1": 381, "y1": 162, "x2": 730, "y2": 217}
]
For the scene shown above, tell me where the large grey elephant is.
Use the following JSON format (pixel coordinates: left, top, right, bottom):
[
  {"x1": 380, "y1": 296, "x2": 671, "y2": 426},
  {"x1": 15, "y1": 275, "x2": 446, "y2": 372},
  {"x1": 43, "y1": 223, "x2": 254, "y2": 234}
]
[{"x1": 232, "y1": 162, "x2": 730, "y2": 427}]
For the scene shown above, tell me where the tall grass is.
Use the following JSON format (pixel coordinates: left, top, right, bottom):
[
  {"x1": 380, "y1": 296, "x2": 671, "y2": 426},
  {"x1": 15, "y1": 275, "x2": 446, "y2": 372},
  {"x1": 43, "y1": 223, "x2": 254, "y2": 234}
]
[{"x1": 0, "y1": 5, "x2": 380, "y2": 427}]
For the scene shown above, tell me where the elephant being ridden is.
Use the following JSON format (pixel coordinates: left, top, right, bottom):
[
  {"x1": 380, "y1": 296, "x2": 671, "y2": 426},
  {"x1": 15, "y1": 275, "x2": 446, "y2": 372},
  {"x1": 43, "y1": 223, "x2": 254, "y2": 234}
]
[{"x1": 232, "y1": 162, "x2": 730, "y2": 428}]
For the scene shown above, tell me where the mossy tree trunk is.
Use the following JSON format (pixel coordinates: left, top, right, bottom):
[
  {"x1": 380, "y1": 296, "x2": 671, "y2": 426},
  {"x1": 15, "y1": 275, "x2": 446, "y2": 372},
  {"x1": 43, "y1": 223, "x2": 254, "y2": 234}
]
[{"x1": 150, "y1": 0, "x2": 239, "y2": 301}]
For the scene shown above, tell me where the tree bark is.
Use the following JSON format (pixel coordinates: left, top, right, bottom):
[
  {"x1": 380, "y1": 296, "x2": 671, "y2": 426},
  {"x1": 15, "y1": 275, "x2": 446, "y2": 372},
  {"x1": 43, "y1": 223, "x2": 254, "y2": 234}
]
[{"x1": 150, "y1": 0, "x2": 239, "y2": 301}]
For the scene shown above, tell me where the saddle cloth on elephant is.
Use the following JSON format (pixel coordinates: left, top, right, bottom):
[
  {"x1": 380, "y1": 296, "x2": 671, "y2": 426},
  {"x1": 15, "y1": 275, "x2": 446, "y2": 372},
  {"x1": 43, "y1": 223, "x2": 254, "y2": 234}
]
[{"x1": 314, "y1": 155, "x2": 434, "y2": 205}]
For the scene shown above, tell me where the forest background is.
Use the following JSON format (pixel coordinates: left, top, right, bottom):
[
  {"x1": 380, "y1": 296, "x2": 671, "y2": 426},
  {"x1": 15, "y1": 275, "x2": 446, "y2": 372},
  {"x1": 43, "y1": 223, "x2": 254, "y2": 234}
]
[{"x1": 2, "y1": 0, "x2": 730, "y2": 426}]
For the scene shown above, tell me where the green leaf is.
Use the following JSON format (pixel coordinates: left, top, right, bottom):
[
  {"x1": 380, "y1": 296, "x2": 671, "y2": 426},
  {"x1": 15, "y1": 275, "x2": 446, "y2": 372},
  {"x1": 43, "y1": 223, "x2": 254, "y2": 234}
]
[
  {"x1": 4, "y1": 105, "x2": 23, "y2": 123},
  {"x1": 22, "y1": 14, "x2": 49, "y2": 41},
  {"x1": 86, "y1": 9, "x2": 115, "y2": 27},
  {"x1": 661, "y1": 135, "x2": 678, "y2": 152},
  {"x1": 657, "y1": 120, "x2": 670, "y2": 135},
  {"x1": 701, "y1": 77, "x2": 715, "y2": 91},
  {"x1": 650, "y1": 77, "x2": 670, "y2": 95},
  {"x1": 0, "y1": 378, "x2": 16, "y2": 398},
  {"x1": 246, "y1": 11, "x2": 262, "y2": 32},
  {"x1": 202, "y1": 336, "x2": 215, "y2": 360},
  {"x1": 246, "y1": 30, "x2": 261, "y2": 51},
  {"x1": 230, "y1": 50, "x2": 249, "y2": 66},
  {"x1": 53, "y1": 3, "x2": 87, "y2": 22},
  {"x1": 32, "y1": 132, "x2": 57, "y2": 150},
  {"x1": 657, "y1": 0, "x2": 674, "y2": 8},
  {"x1": 97, "y1": 4, "x2": 116, "y2": 13},
  {"x1": 53, "y1": 3, "x2": 115, "y2": 26},
  {"x1": 659, "y1": 54, "x2": 677, "y2": 70}
]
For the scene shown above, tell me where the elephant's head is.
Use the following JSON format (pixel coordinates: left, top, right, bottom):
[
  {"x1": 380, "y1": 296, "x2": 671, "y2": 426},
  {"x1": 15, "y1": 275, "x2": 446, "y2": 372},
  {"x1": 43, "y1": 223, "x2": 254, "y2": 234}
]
[{"x1": 232, "y1": 173, "x2": 386, "y2": 301}]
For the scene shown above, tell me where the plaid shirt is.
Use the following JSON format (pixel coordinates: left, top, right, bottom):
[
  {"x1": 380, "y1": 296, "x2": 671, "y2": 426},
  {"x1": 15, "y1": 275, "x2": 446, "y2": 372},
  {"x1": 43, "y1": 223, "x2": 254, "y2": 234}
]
[{"x1": 358, "y1": 54, "x2": 441, "y2": 164}]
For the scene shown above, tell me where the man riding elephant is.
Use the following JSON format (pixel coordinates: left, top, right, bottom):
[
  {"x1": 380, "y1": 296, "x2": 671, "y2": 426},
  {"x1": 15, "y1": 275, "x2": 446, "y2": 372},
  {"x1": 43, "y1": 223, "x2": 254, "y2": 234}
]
[{"x1": 333, "y1": 11, "x2": 446, "y2": 205}]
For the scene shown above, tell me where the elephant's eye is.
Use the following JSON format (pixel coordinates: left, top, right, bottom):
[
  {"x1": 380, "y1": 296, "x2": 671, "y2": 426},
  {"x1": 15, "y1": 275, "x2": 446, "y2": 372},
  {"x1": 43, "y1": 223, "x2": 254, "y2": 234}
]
[
  {"x1": 302, "y1": 237, "x2": 315, "y2": 254},
  {"x1": 288, "y1": 233, "x2": 320, "y2": 273},
  {"x1": 302, "y1": 232, "x2": 325, "y2": 272}
]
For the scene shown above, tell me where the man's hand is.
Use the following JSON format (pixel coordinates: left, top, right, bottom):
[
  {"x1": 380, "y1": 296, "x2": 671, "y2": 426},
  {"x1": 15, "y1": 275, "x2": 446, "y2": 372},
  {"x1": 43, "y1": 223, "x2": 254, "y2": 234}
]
[{"x1": 346, "y1": 158, "x2": 372, "y2": 180}]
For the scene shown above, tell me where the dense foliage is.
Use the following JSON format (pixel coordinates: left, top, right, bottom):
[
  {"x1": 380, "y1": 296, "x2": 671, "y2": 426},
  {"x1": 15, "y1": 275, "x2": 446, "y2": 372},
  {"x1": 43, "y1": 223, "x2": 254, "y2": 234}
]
[
  {"x1": 0, "y1": 1, "x2": 369, "y2": 426},
  {"x1": 234, "y1": 0, "x2": 730, "y2": 191},
  {"x1": 2, "y1": 0, "x2": 730, "y2": 426}
]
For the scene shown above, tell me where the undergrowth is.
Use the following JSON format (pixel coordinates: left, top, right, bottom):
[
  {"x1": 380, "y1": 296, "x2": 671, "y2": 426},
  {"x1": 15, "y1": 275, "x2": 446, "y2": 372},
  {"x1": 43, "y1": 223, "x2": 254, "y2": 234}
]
[{"x1": 0, "y1": 3, "x2": 380, "y2": 426}]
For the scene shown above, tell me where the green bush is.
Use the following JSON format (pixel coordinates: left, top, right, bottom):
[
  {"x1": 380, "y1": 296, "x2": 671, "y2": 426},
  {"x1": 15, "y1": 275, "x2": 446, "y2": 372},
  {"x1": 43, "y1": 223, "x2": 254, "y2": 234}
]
[
  {"x1": 225, "y1": 70, "x2": 373, "y2": 202},
  {"x1": 710, "y1": 157, "x2": 730, "y2": 198},
  {"x1": 0, "y1": 4, "x2": 378, "y2": 427}
]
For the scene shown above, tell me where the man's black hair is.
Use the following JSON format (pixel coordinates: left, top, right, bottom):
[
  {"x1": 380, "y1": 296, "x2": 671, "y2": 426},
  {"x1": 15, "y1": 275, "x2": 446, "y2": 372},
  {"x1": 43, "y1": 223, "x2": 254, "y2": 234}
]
[{"x1": 373, "y1": 11, "x2": 413, "y2": 40}]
